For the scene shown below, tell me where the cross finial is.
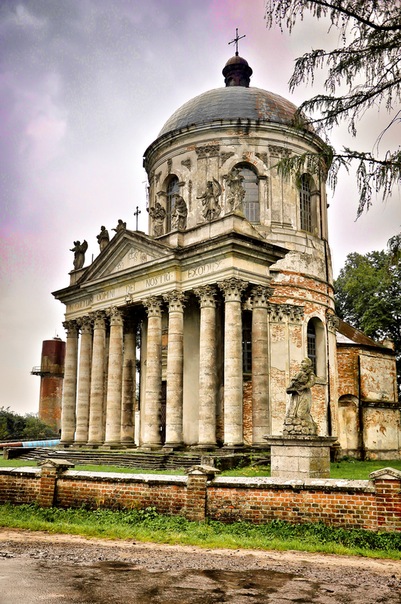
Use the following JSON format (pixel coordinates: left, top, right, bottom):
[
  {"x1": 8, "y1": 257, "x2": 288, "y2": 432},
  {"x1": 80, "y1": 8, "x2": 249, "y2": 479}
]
[
  {"x1": 134, "y1": 206, "x2": 141, "y2": 231},
  {"x1": 228, "y1": 27, "x2": 246, "y2": 56}
]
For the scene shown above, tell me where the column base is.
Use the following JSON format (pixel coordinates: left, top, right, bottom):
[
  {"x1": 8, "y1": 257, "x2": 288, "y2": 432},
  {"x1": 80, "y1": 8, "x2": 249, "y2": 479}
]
[
  {"x1": 121, "y1": 438, "x2": 136, "y2": 446},
  {"x1": 191, "y1": 443, "x2": 217, "y2": 450},
  {"x1": 163, "y1": 442, "x2": 184, "y2": 451},
  {"x1": 86, "y1": 441, "x2": 103, "y2": 448},
  {"x1": 137, "y1": 444, "x2": 163, "y2": 451},
  {"x1": 103, "y1": 442, "x2": 124, "y2": 449},
  {"x1": 59, "y1": 441, "x2": 73, "y2": 447}
]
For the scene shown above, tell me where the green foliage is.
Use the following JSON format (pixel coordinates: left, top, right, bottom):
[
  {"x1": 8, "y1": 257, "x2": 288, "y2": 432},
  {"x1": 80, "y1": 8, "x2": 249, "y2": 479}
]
[
  {"x1": 0, "y1": 407, "x2": 56, "y2": 441},
  {"x1": 334, "y1": 244, "x2": 401, "y2": 393},
  {"x1": 0, "y1": 504, "x2": 400, "y2": 559},
  {"x1": 265, "y1": 0, "x2": 401, "y2": 216}
]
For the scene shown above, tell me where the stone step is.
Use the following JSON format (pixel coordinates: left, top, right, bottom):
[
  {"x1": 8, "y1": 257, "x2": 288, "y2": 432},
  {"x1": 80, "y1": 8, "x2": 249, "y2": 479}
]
[{"x1": 15, "y1": 448, "x2": 202, "y2": 470}]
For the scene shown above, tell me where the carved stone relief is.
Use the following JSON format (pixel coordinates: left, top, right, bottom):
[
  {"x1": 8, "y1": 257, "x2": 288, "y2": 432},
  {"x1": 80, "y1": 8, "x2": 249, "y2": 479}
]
[{"x1": 195, "y1": 144, "x2": 220, "y2": 159}]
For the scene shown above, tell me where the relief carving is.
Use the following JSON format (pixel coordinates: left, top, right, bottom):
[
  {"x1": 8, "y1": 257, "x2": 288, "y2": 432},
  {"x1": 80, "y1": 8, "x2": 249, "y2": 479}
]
[
  {"x1": 267, "y1": 303, "x2": 304, "y2": 322},
  {"x1": 255, "y1": 152, "x2": 268, "y2": 166},
  {"x1": 268, "y1": 145, "x2": 291, "y2": 157},
  {"x1": 181, "y1": 158, "x2": 191, "y2": 170},
  {"x1": 220, "y1": 152, "x2": 235, "y2": 165},
  {"x1": 195, "y1": 144, "x2": 220, "y2": 159}
]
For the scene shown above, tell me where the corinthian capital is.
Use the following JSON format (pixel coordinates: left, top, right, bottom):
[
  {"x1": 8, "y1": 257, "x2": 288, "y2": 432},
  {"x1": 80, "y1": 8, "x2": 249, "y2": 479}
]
[
  {"x1": 194, "y1": 284, "x2": 217, "y2": 308},
  {"x1": 251, "y1": 284, "x2": 274, "y2": 308},
  {"x1": 62, "y1": 320, "x2": 79, "y2": 336},
  {"x1": 143, "y1": 296, "x2": 163, "y2": 317},
  {"x1": 218, "y1": 278, "x2": 248, "y2": 302},
  {"x1": 77, "y1": 315, "x2": 92, "y2": 335},
  {"x1": 163, "y1": 290, "x2": 186, "y2": 313},
  {"x1": 90, "y1": 310, "x2": 106, "y2": 329},
  {"x1": 108, "y1": 306, "x2": 124, "y2": 326},
  {"x1": 326, "y1": 311, "x2": 340, "y2": 332}
]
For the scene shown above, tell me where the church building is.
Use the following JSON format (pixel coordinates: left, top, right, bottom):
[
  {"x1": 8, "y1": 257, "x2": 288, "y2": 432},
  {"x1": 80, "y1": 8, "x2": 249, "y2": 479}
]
[{"x1": 52, "y1": 50, "x2": 400, "y2": 459}]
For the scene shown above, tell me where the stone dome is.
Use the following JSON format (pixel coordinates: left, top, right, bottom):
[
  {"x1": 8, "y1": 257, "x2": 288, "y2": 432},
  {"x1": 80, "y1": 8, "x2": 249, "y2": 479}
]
[{"x1": 158, "y1": 86, "x2": 299, "y2": 138}]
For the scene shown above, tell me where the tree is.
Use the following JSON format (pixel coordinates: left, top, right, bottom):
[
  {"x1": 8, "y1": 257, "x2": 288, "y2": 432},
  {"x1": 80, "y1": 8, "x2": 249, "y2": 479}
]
[
  {"x1": 334, "y1": 245, "x2": 401, "y2": 394},
  {"x1": 265, "y1": 0, "x2": 401, "y2": 217},
  {"x1": 0, "y1": 407, "x2": 57, "y2": 441}
]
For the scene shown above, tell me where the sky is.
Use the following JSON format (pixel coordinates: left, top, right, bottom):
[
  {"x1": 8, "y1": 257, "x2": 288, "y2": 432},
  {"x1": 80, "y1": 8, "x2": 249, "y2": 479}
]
[{"x1": 1, "y1": 0, "x2": 400, "y2": 416}]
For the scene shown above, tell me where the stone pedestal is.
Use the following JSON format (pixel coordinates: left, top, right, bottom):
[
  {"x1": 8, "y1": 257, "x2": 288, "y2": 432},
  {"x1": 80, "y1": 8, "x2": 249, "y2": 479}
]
[{"x1": 264, "y1": 436, "x2": 337, "y2": 479}]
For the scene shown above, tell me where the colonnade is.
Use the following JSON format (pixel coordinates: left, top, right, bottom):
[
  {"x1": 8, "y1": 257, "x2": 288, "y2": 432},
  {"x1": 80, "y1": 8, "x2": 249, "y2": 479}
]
[{"x1": 60, "y1": 278, "x2": 274, "y2": 448}]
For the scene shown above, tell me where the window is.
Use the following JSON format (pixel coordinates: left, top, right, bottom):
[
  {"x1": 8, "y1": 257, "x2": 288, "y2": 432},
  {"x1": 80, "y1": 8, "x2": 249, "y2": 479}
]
[
  {"x1": 300, "y1": 174, "x2": 312, "y2": 232},
  {"x1": 242, "y1": 311, "x2": 252, "y2": 374},
  {"x1": 240, "y1": 167, "x2": 259, "y2": 222},
  {"x1": 307, "y1": 318, "x2": 326, "y2": 378},
  {"x1": 307, "y1": 322, "x2": 317, "y2": 374},
  {"x1": 166, "y1": 176, "x2": 179, "y2": 232}
]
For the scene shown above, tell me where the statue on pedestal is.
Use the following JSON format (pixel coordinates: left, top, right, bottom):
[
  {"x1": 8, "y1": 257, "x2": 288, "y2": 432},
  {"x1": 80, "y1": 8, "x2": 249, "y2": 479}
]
[
  {"x1": 171, "y1": 194, "x2": 188, "y2": 230},
  {"x1": 149, "y1": 202, "x2": 166, "y2": 236},
  {"x1": 113, "y1": 219, "x2": 126, "y2": 234},
  {"x1": 70, "y1": 240, "x2": 88, "y2": 270},
  {"x1": 226, "y1": 167, "x2": 245, "y2": 213},
  {"x1": 96, "y1": 226, "x2": 110, "y2": 251},
  {"x1": 284, "y1": 358, "x2": 317, "y2": 436},
  {"x1": 197, "y1": 178, "x2": 222, "y2": 221}
]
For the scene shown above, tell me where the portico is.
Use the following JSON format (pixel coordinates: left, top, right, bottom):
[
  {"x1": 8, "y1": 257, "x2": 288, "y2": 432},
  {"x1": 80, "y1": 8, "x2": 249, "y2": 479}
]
[{"x1": 55, "y1": 221, "x2": 290, "y2": 448}]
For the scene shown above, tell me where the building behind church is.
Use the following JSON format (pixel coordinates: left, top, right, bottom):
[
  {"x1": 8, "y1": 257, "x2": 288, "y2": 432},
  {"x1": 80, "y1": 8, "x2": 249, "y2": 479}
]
[{"x1": 48, "y1": 52, "x2": 400, "y2": 460}]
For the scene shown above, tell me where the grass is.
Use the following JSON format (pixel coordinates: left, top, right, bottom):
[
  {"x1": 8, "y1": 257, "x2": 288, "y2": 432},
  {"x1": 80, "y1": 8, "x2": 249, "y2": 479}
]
[
  {"x1": 1, "y1": 458, "x2": 401, "y2": 479},
  {"x1": 0, "y1": 503, "x2": 400, "y2": 560}
]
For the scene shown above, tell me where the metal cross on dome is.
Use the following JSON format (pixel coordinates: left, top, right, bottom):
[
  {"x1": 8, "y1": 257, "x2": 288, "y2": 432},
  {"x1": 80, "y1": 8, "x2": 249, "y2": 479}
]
[{"x1": 228, "y1": 28, "x2": 246, "y2": 56}]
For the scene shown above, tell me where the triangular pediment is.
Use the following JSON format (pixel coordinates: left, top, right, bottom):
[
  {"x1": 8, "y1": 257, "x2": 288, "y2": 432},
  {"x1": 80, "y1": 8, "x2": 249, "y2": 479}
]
[{"x1": 78, "y1": 230, "x2": 173, "y2": 284}]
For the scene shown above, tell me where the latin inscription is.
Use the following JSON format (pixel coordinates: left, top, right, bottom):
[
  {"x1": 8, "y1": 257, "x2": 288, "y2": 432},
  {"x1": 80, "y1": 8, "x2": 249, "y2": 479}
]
[
  {"x1": 96, "y1": 289, "x2": 115, "y2": 301},
  {"x1": 187, "y1": 261, "x2": 221, "y2": 278},
  {"x1": 69, "y1": 297, "x2": 93, "y2": 311},
  {"x1": 146, "y1": 273, "x2": 172, "y2": 288}
]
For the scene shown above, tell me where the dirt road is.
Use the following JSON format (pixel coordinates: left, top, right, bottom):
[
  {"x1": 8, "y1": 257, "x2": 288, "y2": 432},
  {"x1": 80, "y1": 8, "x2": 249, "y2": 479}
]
[{"x1": 0, "y1": 529, "x2": 400, "y2": 603}]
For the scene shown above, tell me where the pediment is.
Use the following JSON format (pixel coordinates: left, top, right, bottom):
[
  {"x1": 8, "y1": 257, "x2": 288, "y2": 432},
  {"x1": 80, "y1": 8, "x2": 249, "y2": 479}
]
[{"x1": 78, "y1": 230, "x2": 172, "y2": 283}]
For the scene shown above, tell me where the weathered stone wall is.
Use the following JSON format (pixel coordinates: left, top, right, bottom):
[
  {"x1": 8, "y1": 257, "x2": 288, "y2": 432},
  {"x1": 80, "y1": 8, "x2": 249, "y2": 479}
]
[
  {"x1": 337, "y1": 345, "x2": 400, "y2": 459},
  {"x1": 1, "y1": 465, "x2": 401, "y2": 532}
]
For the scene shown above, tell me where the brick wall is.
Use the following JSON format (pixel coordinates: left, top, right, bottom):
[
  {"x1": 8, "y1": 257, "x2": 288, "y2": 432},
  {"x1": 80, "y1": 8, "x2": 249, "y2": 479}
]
[
  {"x1": 0, "y1": 468, "x2": 40, "y2": 504},
  {"x1": 0, "y1": 465, "x2": 400, "y2": 532}
]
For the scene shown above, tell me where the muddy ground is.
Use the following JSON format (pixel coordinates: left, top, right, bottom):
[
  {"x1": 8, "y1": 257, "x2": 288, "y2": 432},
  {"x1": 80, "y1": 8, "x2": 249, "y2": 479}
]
[{"x1": 0, "y1": 529, "x2": 400, "y2": 603}]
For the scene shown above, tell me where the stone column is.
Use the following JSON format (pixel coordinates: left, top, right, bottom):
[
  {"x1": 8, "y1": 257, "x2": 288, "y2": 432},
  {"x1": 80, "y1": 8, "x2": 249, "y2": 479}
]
[
  {"x1": 87, "y1": 311, "x2": 106, "y2": 446},
  {"x1": 218, "y1": 278, "x2": 248, "y2": 446},
  {"x1": 104, "y1": 307, "x2": 124, "y2": 447},
  {"x1": 194, "y1": 285, "x2": 217, "y2": 447},
  {"x1": 142, "y1": 297, "x2": 163, "y2": 447},
  {"x1": 163, "y1": 290, "x2": 186, "y2": 448},
  {"x1": 75, "y1": 316, "x2": 92, "y2": 445},
  {"x1": 121, "y1": 319, "x2": 136, "y2": 445},
  {"x1": 60, "y1": 320, "x2": 79, "y2": 445},
  {"x1": 251, "y1": 285, "x2": 272, "y2": 445}
]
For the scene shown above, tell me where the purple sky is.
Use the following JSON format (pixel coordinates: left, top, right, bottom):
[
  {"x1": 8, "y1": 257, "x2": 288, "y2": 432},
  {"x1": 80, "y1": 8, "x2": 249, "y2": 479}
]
[{"x1": 1, "y1": 0, "x2": 400, "y2": 415}]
